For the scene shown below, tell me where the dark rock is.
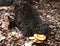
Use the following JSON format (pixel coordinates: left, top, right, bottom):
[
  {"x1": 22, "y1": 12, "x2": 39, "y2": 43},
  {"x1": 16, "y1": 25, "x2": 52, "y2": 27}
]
[
  {"x1": 0, "y1": 0, "x2": 14, "y2": 6},
  {"x1": 13, "y1": 1, "x2": 51, "y2": 37}
]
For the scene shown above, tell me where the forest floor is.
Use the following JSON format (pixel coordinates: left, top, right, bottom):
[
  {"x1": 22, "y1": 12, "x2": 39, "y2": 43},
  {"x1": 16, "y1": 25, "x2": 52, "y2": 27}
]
[{"x1": 0, "y1": 1, "x2": 60, "y2": 46}]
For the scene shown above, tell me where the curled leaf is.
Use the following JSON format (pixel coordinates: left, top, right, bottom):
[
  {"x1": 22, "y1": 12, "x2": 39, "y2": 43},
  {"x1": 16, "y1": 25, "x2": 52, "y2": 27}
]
[
  {"x1": 34, "y1": 34, "x2": 46, "y2": 41},
  {"x1": 29, "y1": 37, "x2": 35, "y2": 40}
]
